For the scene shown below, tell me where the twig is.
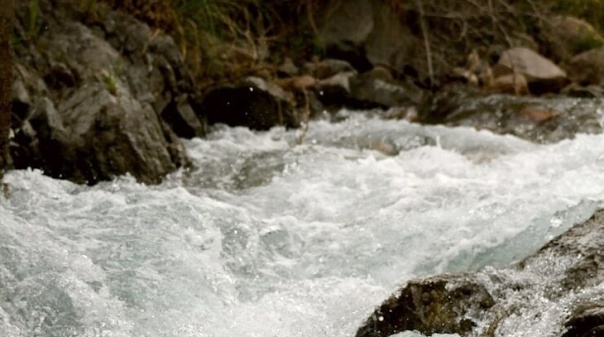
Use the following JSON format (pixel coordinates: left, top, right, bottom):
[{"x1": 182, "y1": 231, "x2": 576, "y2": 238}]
[{"x1": 414, "y1": 0, "x2": 434, "y2": 89}]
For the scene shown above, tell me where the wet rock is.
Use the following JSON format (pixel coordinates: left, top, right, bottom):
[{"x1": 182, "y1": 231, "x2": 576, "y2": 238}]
[
  {"x1": 200, "y1": 77, "x2": 298, "y2": 130},
  {"x1": 492, "y1": 47, "x2": 567, "y2": 94},
  {"x1": 161, "y1": 94, "x2": 206, "y2": 139},
  {"x1": 567, "y1": 47, "x2": 604, "y2": 86},
  {"x1": 563, "y1": 302, "x2": 604, "y2": 337},
  {"x1": 419, "y1": 90, "x2": 603, "y2": 143},
  {"x1": 357, "y1": 209, "x2": 604, "y2": 337},
  {"x1": 356, "y1": 274, "x2": 495, "y2": 337}
]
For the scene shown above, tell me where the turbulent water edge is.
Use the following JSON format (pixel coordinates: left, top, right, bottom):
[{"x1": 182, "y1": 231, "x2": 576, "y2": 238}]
[{"x1": 1, "y1": 114, "x2": 604, "y2": 336}]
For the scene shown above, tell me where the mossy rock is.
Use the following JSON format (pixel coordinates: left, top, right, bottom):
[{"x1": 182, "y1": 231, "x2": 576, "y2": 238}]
[{"x1": 541, "y1": 16, "x2": 604, "y2": 62}]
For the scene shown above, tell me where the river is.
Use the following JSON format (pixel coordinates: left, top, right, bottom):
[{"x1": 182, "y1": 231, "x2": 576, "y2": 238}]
[{"x1": 1, "y1": 113, "x2": 603, "y2": 336}]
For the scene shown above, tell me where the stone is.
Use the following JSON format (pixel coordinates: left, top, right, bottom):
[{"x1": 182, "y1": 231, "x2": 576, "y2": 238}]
[
  {"x1": 303, "y1": 58, "x2": 356, "y2": 80},
  {"x1": 567, "y1": 47, "x2": 604, "y2": 86},
  {"x1": 200, "y1": 77, "x2": 298, "y2": 130},
  {"x1": 356, "y1": 274, "x2": 495, "y2": 337},
  {"x1": 161, "y1": 94, "x2": 206, "y2": 139},
  {"x1": 42, "y1": 81, "x2": 187, "y2": 185},
  {"x1": 418, "y1": 89, "x2": 604, "y2": 143},
  {"x1": 492, "y1": 47, "x2": 567, "y2": 94},
  {"x1": 349, "y1": 67, "x2": 423, "y2": 108},
  {"x1": 540, "y1": 16, "x2": 604, "y2": 62},
  {"x1": 10, "y1": 0, "x2": 198, "y2": 184},
  {"x1": 357, "y1": 209, "x2": 604, "y2": 337}
]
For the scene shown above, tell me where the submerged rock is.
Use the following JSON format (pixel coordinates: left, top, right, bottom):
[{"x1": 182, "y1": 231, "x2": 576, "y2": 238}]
[{"x1": 356, "y1": 209, "x2": 604, "y2": 337}]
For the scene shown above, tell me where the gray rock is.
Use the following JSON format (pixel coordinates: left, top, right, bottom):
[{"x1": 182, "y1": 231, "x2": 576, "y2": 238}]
[
  {"x1": 44, "y1": 81, "x2": 187, "y2": 185},
  {"x1": 11, "y1": 1, "x2": 198, "y2": 184},
  {"x1": 303, "y1": 59, "x2": 357, "y2": 80},
  {"x1": 349, "y1": 67, "x2": 423, "y2": 108}
]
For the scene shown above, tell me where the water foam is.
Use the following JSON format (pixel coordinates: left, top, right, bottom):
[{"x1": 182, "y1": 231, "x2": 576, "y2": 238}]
[{"x1": 1, "y1": 114, "x2": 603, "y2": 336}]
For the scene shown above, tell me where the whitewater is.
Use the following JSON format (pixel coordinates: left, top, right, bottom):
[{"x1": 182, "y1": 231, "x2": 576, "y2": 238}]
[{"x1": 1, "y1": 113, "x2": 603, "y2": 337}]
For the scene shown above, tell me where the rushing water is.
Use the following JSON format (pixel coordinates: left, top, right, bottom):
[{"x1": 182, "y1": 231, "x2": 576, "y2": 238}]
[{"x1": 1, "y1": 113, "x2": 604, "y2": 337}]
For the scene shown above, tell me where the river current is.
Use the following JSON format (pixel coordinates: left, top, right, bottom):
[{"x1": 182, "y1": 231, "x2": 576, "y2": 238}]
[{"x1": 1, "y1": 113, "x2": 603, "y2": 337}]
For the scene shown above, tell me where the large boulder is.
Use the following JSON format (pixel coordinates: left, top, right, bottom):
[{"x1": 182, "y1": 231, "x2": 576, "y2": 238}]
[
  {"x1": 356, "y1": 209, "x2": 604, "y2": 337},
  {"x1": 540, "y1": 16, "x2": 604, "y2": 63},
  {"x1": 492, "y1": 47, "x2": 567, "y2": 94},
  {"x1": 10, "y1": 0, "x2": 194, "y2": 184},
  {"x1": 200, "y1": 77, "x2": 299, "y2": 130},
  {"x1": 31, "y1": 81, "x2": 187, "y2": 185}
]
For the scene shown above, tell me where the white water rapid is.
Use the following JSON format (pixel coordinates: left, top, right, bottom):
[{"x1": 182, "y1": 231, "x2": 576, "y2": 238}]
[{"x1": 1, "y1": 113, "x2": 604, "y2": 337}]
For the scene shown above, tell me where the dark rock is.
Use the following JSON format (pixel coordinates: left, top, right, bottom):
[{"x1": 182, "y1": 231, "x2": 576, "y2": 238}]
[
  {"x1": 349, "y1": 67, "x2": 423, "y2": 108},
  {"x1": 161, "y1": 94, "x2": 206, "y2": 139},
  {"x1": 357, "y1": 209, "x2": 604, "y2": 337},
  {"x1": 419, "y1": 90, "x2": 604, "y2": 143},
  {"x1": 318, "y1": 0, "x2": 374, "y2": 72},
  {"x1": 11, "y1": 79, "x2": 31, "y2": 124},
  {"x1": 201, "y1": 77, "x2": 298, "y2": 130},
  {"x1": 356, "y1": 274, "x2": 495, "y2": 337},
  {"x1": 42, "y1": 81, "x2": 187, "y2": 185},
  {"x1": 11, "y1": 0, "x2": 198, "y2": 184}
]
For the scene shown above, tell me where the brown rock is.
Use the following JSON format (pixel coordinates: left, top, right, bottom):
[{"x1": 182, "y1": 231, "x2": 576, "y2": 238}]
[{"x1": 567, "y1": 47, "x2": 604, "y2": 85}]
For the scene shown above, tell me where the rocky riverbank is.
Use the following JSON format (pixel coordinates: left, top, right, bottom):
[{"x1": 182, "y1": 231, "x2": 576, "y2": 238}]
[{"x1": 9, "y1": 0, "x2": 604, "y2": 185}]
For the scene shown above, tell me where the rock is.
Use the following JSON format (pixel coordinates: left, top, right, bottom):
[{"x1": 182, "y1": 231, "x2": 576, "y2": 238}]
[
  {"x1": 37, "y1": 81, "x2": 187, "y2": 185},
  {"x1": 11, "y1": 79, "x2": 32, "y2": 124},
  {"x1": 567, "y1": 47, "x2": 604, "y2": 85},
  {"x1": 357, "y1": 209, "x2": 604, "y2": 337},
  {"x1": 419, "y1": 90, "x2": 604, "y2": 143},
  {"x1": 200, "y1": 77, "x2": 298, "y2": 130},
  {"x1": 303, "y1": 58, "x2": 357, "y2": 80},
  {"x1": 317, "y1": 0, "x2": 374, "y2": 71},
  {"x1": 277, "y1": 57, "x2": 299, "y2": 77},
  {"x1": 314, "y1": 72, "x2": 356, "y2": 110},
  {"x1": 349, "y1": 66, "x2": 423, "y2": 108},
  {"x1": 492, "y1": 47, "x2": 567, "y2": 94},
  {"x1": 563, "y1": 302, "x2": 604, "y2": 337},
  {"x1": 161, "y1": 94, "x2": 206, "y2": 139},
  {"x1": 541, "y1": 16, "x2": 604, "y2": 62},
  {"x1": 356, "y1": 274, "x2": 495, "y2": 337},
  {"x1": 490, "y1": 73, "x2": 529, "y2": 95},
  {"x1": 10, "y1": 0, "x2": 198, "y2": 184}
]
